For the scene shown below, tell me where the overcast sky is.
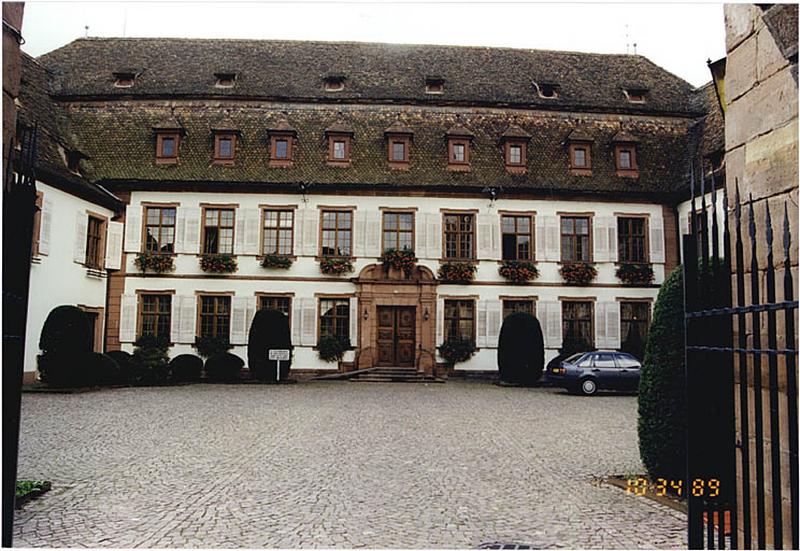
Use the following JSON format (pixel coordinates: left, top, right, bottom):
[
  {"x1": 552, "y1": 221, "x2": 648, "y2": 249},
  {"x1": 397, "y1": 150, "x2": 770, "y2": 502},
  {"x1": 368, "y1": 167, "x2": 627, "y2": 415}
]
[{"x1": 21, "y1": 1, "x2": 726, "y2": 88}]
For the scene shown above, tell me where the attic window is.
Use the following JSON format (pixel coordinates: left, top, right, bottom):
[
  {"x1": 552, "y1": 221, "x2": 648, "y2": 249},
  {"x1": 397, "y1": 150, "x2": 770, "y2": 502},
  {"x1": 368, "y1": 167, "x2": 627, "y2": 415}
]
[
  {"x1": 536, "y1": 82, "x2": 559, "y2": 99},
  {"x1": 113, "y1": 72, "x2": 135, "y2": 88},
  {"x1": 215, "y1": 73, "x2": 237, "y2": 88},
  {"x1": 625, "y1": 88, "x2": 648, "y2": 103},
  {"x1": 425, "y1": 78, "x2": 445, "y2": 94},
  {"x1": 324, "y1": 76, "x2": 345, "y2": 92},
  {"x1": 66, "y1": 150, "x2": 82, "y2": 174}
]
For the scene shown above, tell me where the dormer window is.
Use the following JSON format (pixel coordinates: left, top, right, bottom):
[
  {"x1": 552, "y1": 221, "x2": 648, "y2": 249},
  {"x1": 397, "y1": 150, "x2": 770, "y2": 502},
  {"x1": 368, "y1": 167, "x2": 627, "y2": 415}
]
[
  {"x1": 535, "y1": 82, "x2": 560, "y2": 99},
  {"x1": 425, "y1": 77, "x2": 445, "y2": 94},
  {"x1": 615, "y1": 145, "x2": 638, "y2": 175},
  {"x1": 113, "y1": 71, "x2": 135, "y2": 88},
  {"x1": 66, "y1": 150, "x2": 82, "y2": 174},
  {"x1": 324, "y1": 75, "x2": 346, "y2": 92},
  {"x1": 499, "y1": 125, "x2": 530, "y2": 174},
  {"x1": 568, "y1": 142, "x2": 592, "y2": 174},
  {"x1": 213, "y1": 132, "x2": 237, "y2": 165},
  {"x1": 384, "y1": 120, "x2": 413, "y2": 170},
  {"x1": 215, "y1": 72, "x2": 237, "y2": 88},
  {"x1": 445, "y1": 124, "x2": 474, "y2": 171},
  {"x1": 156, "y1": 132, "x2": 180, "y2": 164},
  {"x1": 268, "y1": 120, "x2": 298, "y2": 168},
  {"x1": 324, "y1": 121, "x2": 354, "y2": 166},
  {"x1": 624, "y1": 88, "x2": 648, "y2": 103}
]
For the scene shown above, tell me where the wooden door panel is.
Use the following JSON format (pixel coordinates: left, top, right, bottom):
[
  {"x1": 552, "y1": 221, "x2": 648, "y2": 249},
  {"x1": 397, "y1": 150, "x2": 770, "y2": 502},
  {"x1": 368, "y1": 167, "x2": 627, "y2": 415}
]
[{"x1": 376, "y1": 306, "x2": 416, "y2": 367}]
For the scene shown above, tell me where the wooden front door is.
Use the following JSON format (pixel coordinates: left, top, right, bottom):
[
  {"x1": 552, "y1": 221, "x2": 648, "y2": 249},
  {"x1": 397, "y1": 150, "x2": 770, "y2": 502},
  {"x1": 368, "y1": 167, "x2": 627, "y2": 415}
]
[{"x1": 376, "y1": 306, "x2": 416, "y2": 366}]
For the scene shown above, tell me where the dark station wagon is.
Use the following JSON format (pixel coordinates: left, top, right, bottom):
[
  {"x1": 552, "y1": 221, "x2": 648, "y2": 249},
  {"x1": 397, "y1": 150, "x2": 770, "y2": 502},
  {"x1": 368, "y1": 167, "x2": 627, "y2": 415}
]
[{"x1": 547, "y1": 351, "x2": 642, "y2": 396}]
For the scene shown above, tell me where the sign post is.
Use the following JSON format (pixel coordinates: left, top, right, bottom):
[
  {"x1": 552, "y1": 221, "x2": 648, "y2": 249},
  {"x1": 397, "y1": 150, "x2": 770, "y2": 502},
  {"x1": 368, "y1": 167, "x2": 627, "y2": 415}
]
[{"x1": 268, "y1": 349, "x2": 290, "y2": 382}]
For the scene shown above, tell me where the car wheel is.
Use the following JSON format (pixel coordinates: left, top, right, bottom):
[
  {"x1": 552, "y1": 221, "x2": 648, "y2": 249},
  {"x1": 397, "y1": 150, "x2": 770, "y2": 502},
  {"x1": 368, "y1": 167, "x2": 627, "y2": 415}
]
[{"x1": 579, "y1": 378, "x2": 598, "y2": 396}]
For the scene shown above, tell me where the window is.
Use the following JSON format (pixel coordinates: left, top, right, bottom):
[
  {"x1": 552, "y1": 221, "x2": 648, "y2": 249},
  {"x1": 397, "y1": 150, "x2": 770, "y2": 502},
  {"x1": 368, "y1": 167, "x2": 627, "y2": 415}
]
[
  {"x1": 66, "y1": 150, "x2": 82, "y2": 174},
  {"x1": 508, "y1": 145, "x2": 522, "y2": 164},
  {"x1": 113, "y1": 72, "x2": 135, "y2": 87},
  {"x1": 85, "y1": 215, "x2": 105, "y2": 268},
  {"x1": 269, "y1": 134, "x2": 294, "y2": 166},
  {"x1": 625, "y1": 88, "x2": 647, "y2": 103},
  {"x1": 621, "y1": 301, "x2": 650, "y2": 359},
  {"x1": 140, "y1": 294, "x2": 171, "y2": 340},
  {"x1": 391, "y1": 141, "x2": 406, "y2": 162},
  {"x1": 31, "y1": 192, "x2": 43, "y2": 258},
  {"x1": 562, "y1": 301, "x2": 594, "y2": 349},
  {"x1": 383, "y1": 212, "x2": 414, "y2": 252},
  {"x1": 274, "y1": 139, "x2": 288, "y2": 159},
  {"x1": 444, "y1": 299, "x2": 475, "y2": 343},
  {"x1": 214, "y1": 133, "x2": 236, "y2": 163},
  {"x1": 618, "y1": 217, "x2": 647, "y2": 263},
  {"x1": 262, "y1": 209, "x2": 294, "y2": 256},
  {"x1": 501, "y1": 215, "x2": 533, "y2": 260},
  {"x1": 503, "y1": 299, "x2": 535, "y2": 318},
  {"x1": 569, "y1": 143, "x2": 591, "y2": 170},
  {"x1": 324, "y1": 77, "x2": 345, "y2": 92},
  {"x1": 319, "y1": 298, "x2": 350, "y2": 344},
  {"x1": 202, "y1": 208, "x2": 235, "y2": 255},
  {"x1": 199, "y1": 295, "x2": 231, "y2": 339},
  {"x1": 444, "y1": 213, "x2": 475, "y2": 260},
  {"x1": 321, "y1": 210, "x2": 353, "y2": 257},
  {"x1": 145, "y1": 207, "x2": 176, "y2": 254},
  {"x1": 561, "y1": 216, "x2": 591, "y2": 262},
  {"x1": 327, "y1": 135, "x2": 351, "y2": 164},
  {"x1": 333, "y1": 141, "x2": 346, "y2": 159},
  {"x1": 258, "y1": 295, "x2": 291, "y2": 318},
  {"x1": 594, "y1": 353, "x2": 617, "y2": 367},
  {"x1": 425, "y1": 78, "x2": 444, "y2": 94},
  {"x1": 537, "y1": 82, "x2": 559, "y2": 99},
  {"x1": 156, "y1": 133, "x2": 179, "y2": 163},
  {"x1": 450, "y1": 141, "x2": 467, "y2": 163},
  {"x1": 615, "y1": 145, "x2": 638, "y2": 174},
  {"x1": 215, "y1": 72, "x2": 236, "y2": 88}
]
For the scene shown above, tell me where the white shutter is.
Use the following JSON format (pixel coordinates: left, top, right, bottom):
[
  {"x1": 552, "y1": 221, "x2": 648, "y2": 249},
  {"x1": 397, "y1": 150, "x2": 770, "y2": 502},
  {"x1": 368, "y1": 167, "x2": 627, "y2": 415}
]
[
  {"x1": 540, "y1": 301, "x2": 562, "y2": 349},
  {"x1": 171, "y1": 296, "x2": 182, "y2": 344},
  {"x1": 436, "y1": 298, "x2": 444, "y2": 345},
  {"x1": 415, "y1": 213, "x2": 428, "y2": 258},
  {"x1": 353, "y1": 211, "x2": 366, "y2": 257},
  {"x1": 605, "y1": 301, "x2": 621, "y2": 349},
  {"x1": 649, "y1": 215, "x2": 665, "y2": 263},
  {"x1": 302, "y1": 209, "x2": 318, "y2": 257},
  {"x1": 73, "y1": 211, "x2": 87, "y2": 264},
  {"x1": 39, "y1": 197, "x2": 52, "y2": 256},
  {"x1": 486, "y1": 299, "x2": 503, "y2": 348},
  {"x1": 178, "y1": 296, "x2": 197, "y2": 344},
  {"x1": 243, "y1": 208, "x2": 260, "y2": 255},
  {"x1": 477, "y1": 214, "x2": 493, "y2": 260},
  {"x1": 535, "y1": 216, "x2": 546, "y2": 262},
  {"x1": 679, "y1": 212, "x2": 689, "y2": 236},
  {"x1": 182, "y1": 207, "x2": 201, "y2": 255},
  {"x1": 301, "y1": 297, "x2": 317, "y2": 346},
  {"x1": 124, "y1": 205, "x2": 142, "y2": 253},
  {"x1": 365, "y1": 211, "x2": 381, "y2": 257},
  {"x1": 234, "y1": 209, "x2": 246, "y2": 255},
  {"x1": 291, "y1": 299, "x2": 303, "y2": 345},
  {"x1": 245, "y1": 296, "x2": 257, "y2": 340},
  {"x1": 174, "y1": 207, "x2": 186, "y2": 254},
  {"x1": 104, "y1": 221, "x2": 124, "y2": 270},
  {"x1": 426, "y1": 213, "x2": 442, "y2": 260},
  {"x1": 349, "y1": 297, "x2": 358, "y2": 346},
  {"x1": 230, "y1": 296, "x2": 249, "y2": 345},
  {"x1": 476, "y1": 299, "x2": 488, "y2": 348},
  {"x1": 543, "y1": 215, "x2": 560, "y2": 261},
  {"x1": 593, "y1": 217, "x2": 609, "y2": 262},
  {"x1": 595, "y1": 302, "x2": 607, "y2": 349},
  {"x1": 607, "y1": 217, "x2": 619, "y2": 263},
  {"x1": 119, "y1": 294, "x2": 137, "y2": 343}
]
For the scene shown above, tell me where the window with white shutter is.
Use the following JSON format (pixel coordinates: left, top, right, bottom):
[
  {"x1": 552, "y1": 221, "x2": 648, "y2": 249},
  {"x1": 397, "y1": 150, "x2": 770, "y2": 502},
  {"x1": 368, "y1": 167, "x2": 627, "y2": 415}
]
[
  {"x1": 178, "y1": 295, "x2": 197, "y2": 344},
  {"x1": 539, "y1": 300, "x2": 563, "y2": 349},
  {"x1": 649, "y1": 215, "x2": 665, "y2": 263},
  {"x1": 39, "y1": 196, "x2": 52, "y2": 256},
  {"x1": 230, "y1": 296, "x2": 249, "y2": 345},
  {"x1": 73, "y1": 212, "x2": 88, "y2": 264},
  {"x1": 243, "y1": 208, "x2": 260, "y2": 255},
  {"x1": 486, "y1": 299, "x2": 503, "y2": 347},
  {"x1": 119, "y1": 294, "x2": 137, "y2": 343},
  {"x1": 426, "y1": 213, "x2": 442, "y2": 260},
  {"x1": 301, "y1": 297, "x2": 317, "y2": 346},
  {"x1": 365, "y1": 211, "x2": 382, "y2": 257},
  {"x1": 124, "y1": 205, "x2": 142, "y2": 253},
  {"x1": 301, "y1": 208, "x2": 319, "y2": 257},
  {"x1": 105, "y1": 221, "x2": 124, "y2": 270},
  {"x1": 181, "y1": 207, "x2": 202, "y2": 254}
]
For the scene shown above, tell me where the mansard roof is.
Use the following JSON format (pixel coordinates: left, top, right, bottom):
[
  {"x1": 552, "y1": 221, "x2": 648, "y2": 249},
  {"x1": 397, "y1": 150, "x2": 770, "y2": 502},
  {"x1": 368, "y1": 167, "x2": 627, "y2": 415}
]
[{"x1": 38, "y1": 38, "x2": 702, "y2": 116}]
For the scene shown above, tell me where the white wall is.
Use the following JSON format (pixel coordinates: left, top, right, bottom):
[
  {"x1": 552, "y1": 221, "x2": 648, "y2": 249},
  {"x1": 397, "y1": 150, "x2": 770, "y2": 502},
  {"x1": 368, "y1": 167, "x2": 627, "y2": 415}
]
[
  {"x1": 677, "y1": 190, "x2": 726, "y2": 262},
  {"x1": 24, "y1": 182, "x2": 116, "y2": 375},
  {"x1": 120, "y1": 191, "x2": 666, "y2": 370}
]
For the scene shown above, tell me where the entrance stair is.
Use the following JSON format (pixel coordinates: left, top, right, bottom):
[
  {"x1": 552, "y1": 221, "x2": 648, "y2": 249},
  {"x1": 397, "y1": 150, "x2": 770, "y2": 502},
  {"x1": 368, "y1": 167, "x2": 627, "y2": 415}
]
[{"x1": 350, "y1": 366, "x2": 445, "y2": 383}]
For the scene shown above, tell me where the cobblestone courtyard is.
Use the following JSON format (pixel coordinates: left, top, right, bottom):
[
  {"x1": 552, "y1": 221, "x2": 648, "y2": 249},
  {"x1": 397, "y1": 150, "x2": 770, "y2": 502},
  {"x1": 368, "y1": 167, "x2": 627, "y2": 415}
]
[{"x1": 14, "y1": 382, "x2": 686, "y2": 548}]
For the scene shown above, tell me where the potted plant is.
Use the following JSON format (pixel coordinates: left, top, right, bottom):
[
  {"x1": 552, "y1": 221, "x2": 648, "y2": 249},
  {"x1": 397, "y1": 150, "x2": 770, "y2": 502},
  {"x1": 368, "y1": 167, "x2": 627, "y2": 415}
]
[
  {"x1": 135, "y1": 252, "x2": 174, "y2": 274},
  {"x1": 498, "y1": 260, "x2": 540, "y2": 283},
  {"x1": 319, "y1": 257, "x2": 354, "y2": 275},
  {"x1": 317, "y1": 336, "x2": 347, "y2": 362},
  {"x1": 559, "y1": 262, "x2": 597, "y2": 286},
  {"x1": 199, "y1": 253, "x2": 238, "y2": 273},
  {"x1": 616, "y1": 263, "x2": 655, "y2": 285},
  {"x1": 381, "y1": 248, "x2": 417, "y2": 275},
  {"x1": 260, "y1": 254, "x2": 293, "y2": 270},
  {"x1": 437, "y1": 262, "x2": 477, "y2": 283},
  {"x1": 438, "y1": 338, "x2": 477, "y2": 367}
]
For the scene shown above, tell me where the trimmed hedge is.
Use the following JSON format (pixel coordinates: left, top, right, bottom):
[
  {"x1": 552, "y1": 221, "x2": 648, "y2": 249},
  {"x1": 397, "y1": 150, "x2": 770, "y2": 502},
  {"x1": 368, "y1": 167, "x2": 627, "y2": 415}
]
[
  {"x1": 497, "y1": 312, "x2": 545, "y2": 385},
  {"x1": 169, "y1": 354, "x2": 203, "y2": 382},
  {"x1": 205, "y1": 352, "x2": 243, "y2": 382},
  {"x1": 317, "y1": 336, "x2": 345, "y2": 363},
  {"x1": 638, "y1": 266, "x2": 687, "y2": 483},
  {"x1": 248, "y1": 309, "x2": 293, "y2": 381},
  {"x1": 194, "y1": 335, "x2": 232, "y2": 359},
  {"x1": 37, "y1": 306, "x2": 92, "y2": 387},
  {"x1": 132, "y1": 335, "x2": 171, "y2": 385},
  {"x1": 85, "y1": 352, "x2": 122, "y2": 386},
  {"x1": 106, "y1": 350, "x2": 135, "y2": 384}
]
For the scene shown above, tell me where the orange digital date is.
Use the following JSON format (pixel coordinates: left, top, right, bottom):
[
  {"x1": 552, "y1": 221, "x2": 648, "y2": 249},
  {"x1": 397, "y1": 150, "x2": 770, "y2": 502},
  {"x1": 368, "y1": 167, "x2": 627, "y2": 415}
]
[{"x1": 626, "y1": 477, "x2": 720, "y2": 498}]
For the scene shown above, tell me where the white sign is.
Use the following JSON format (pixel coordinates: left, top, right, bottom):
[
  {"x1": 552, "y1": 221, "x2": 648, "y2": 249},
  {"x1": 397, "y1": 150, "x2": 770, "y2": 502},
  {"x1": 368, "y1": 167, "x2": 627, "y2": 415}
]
[{"x1": 268, "y1": 349, "x2": 290, "y2": 361}]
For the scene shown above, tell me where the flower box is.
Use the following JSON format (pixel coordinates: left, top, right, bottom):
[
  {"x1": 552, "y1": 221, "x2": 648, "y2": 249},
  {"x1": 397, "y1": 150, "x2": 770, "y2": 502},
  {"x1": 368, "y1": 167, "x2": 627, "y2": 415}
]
[
  {"x1": 260, "y1": 254, "x2": 293, "y2": 270},
  {"x1": 199, "y1": 253, "x2": 238, "y2": 273},
  {"x1": 380, "y1": 248, "x2": 417, "y2": 275},
  {"x1": 498, "y1": 260, "x2": 540, "y2": 283},
  {"x1": 559, "y1": 262, "x2": 597, "y2": 286},
  {"x1": 134, "y1": 252, "x2": 174, "y2": 274},
  {"x1": 438, "y1": 262, "x2": 477, "y2": 283},
  {"x1": 616, "y1": 263, "x2": 655, "y2": 285},
  {"x1": 319, "y1": 257, "x2": 354, "y2": 275}
]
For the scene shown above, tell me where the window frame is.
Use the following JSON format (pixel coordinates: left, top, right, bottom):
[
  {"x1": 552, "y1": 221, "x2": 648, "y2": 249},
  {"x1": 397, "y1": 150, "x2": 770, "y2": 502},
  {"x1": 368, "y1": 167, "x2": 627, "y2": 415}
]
[
  {"x1": 213, "y1": 133, "x2": 237, "y2": 164},
  {"x1": 84, "y1": 213, "x2": 107, "y2": 269},
  {"x1": 31, "y1": 191, "x2": 43, "y2": 258},
  {"x1": 257, "y1": 293, "x2": 293, "y2": 323},
  {"x1": 559, "y1": 214, "x2": 593, "y2": 263},
  {"x1": 269, "y1": 133, "x2": 295, "y2": 167},
  {"x1": 318, "y1": 296, "x2": 352, "y2": 346},
  {"x1": 260, "y1": 206, "x2": 295, "y2": 257},
  {"x1": 143, "y1": 204, "x2": 178, "y2": 255},
  {"x1": 443, "y1": 298, "x2": 476, "y2": 345},
  {"x1": 387, "y1": 134, "x2": 411, "y2": 168},
  {"x1": 201, "y1": 206, "x2": 236, "y2": 255},
  {"x1": 137, "y1": 291, "x2": 174, "y2": 342},
  {"x1": 614, "y1": 144, "x2": 639, "y2": 176},
  {"x1": 326, "y1": 134, "x2": 352, "y2": 165},
  {"x1": 155, "y1": 132, "x2": 180, "y2": 164},
  {"x1": 504, "y1": 140, "x2": 527, "y2": 170},
  {"x1": 619, "y1": 299, "x2": 652, "y2": 353},
  {"x1": 319, "y1": 208, "x2": 355, "y2": 258},
  {"x1": 381, "y1": 210, "x2": 415, "y2": 253},
  {"x1": 197, "y1": 293, "x2": 233, "y2": 340},
  {"x1": 568, "y1": 142, "x2": 592, "y2": 174},
  {"x1": 442, "y1": 211, "x2": 476, "y2": 261},
  {"x1": 447, "y1": 138, "x2": 471, "y2": 168},
  {"x1": 500, "y1": 213, "x2": 534, "y2": 261},
  {"x1": 617, "y1": 216, "x2": 649, "y2": 264},
  {"x1": 502, "y1": 298, "x2": 536, "y2": 319},
  {"x1": 562, "y1": 300, "x2": 595, "y2": 350}
]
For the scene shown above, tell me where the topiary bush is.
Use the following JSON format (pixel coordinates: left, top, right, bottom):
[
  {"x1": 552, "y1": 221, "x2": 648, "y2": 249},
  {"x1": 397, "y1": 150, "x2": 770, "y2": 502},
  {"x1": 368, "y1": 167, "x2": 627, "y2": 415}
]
[
  {"x1": 438, "y1": 338, "x2": 476, "y2": 367},
  {"x1": 169, "y1": 354, "x2": 203, "y2": 383},
  {"x1": 106, "y1": 350, "x2": 135, "y2": 385},
  {"x1": 205, "y1": 352, "x2": 243, "y2": 382},
  {"x1": 317, "y1": 336, "x2": 345, "y2": 363},
  {"x1": 131, "y1": 335, "x2": 171, "y2": 385},
  {"x1": 248, "y1": 309, "x2": 293, "y2": 381},
  {"x1": 194, "y1": 335, "x2": 232, "y2": 359},
  {"x1": 638, "y1": 266, "x2": 687, "y2": 483},
  {"x1": 497, "y1": 312, "x2": 545, "y2": 385},
  {"x1": 37, "y1": 305, "x2": 92, "y2": 387},
  {"x1": 85, "y1": 352, "x2": 123, "y2": 387}
]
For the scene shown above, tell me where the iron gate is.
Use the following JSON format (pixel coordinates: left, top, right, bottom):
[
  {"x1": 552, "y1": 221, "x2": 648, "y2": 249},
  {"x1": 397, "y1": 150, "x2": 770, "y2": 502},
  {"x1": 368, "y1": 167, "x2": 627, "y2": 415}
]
[{"x1": 683, "y1": 167, "x2": 798, "y2": 549}]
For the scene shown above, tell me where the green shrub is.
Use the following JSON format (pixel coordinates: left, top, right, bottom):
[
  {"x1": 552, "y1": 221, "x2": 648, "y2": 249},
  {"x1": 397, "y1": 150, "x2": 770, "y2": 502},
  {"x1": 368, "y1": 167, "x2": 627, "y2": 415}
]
[
  {"x1": 248, "y1": 309, "x2": 293, "y2": 381},
  {"x1": 205, "y1": 352, "x2": 243, "y2": 382},
  {"x1": 169, "y1": 354, "x2": 203, "y2": 382},
  {"x1": 317, "y1": 336, "x2": 345, "y2": 363},
  {"x1": 37, "y1": 306, "x2": 92, "y2": 387},
  {"x1": 638, "y1": 266, "x2": 687, "y2": 483},
  {"x1": 498, "y1": 313, "x2": 545, "y2": 385},
  {"x1": 85, "y1": 352, "x2": 122, "y2": 386},
  {"x1": 132, "y1": 335, "x2": 171, "y2": 385},
  {"x1": 438, "y1": 339, "x2": 476, "y2": 366},
  {"x1": 106, "y1": 350, "x2": 135, "y2": 384},
  {"x1": 194, "y1": 335, "x2": 232, "y2": 359}
]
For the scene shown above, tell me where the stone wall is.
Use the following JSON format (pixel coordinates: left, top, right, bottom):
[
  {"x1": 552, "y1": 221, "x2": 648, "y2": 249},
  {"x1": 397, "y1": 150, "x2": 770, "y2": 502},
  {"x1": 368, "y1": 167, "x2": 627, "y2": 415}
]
[
  {"x1": 2, "y1": 2, "x2": 24, "y2": 180},
  {"x1": 724, "y1": 4, "x2": 798, "y2": 548}
]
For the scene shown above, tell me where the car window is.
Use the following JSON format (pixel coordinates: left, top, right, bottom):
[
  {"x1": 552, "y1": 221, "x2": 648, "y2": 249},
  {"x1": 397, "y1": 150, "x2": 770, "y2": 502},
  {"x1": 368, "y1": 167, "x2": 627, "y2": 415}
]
[
  {"x1": 575, "y1": 354, "x2": 593, "y2": 367},
  {"x1": 564, "y1": 353, "x2": 584, "y2": 363},
  {"x1": 593, "y1": 353, "x2": 617, "y2": 368},
  {"x1": 615, "y1": 354, "x2": 640, "y2": 368}
]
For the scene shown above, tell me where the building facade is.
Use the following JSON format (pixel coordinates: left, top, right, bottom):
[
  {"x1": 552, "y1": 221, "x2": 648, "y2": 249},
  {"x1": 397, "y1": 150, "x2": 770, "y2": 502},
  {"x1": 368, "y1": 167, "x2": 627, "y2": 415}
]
[{"x1": 18, "y1": 38, "x2": 719, "y2": 378}]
